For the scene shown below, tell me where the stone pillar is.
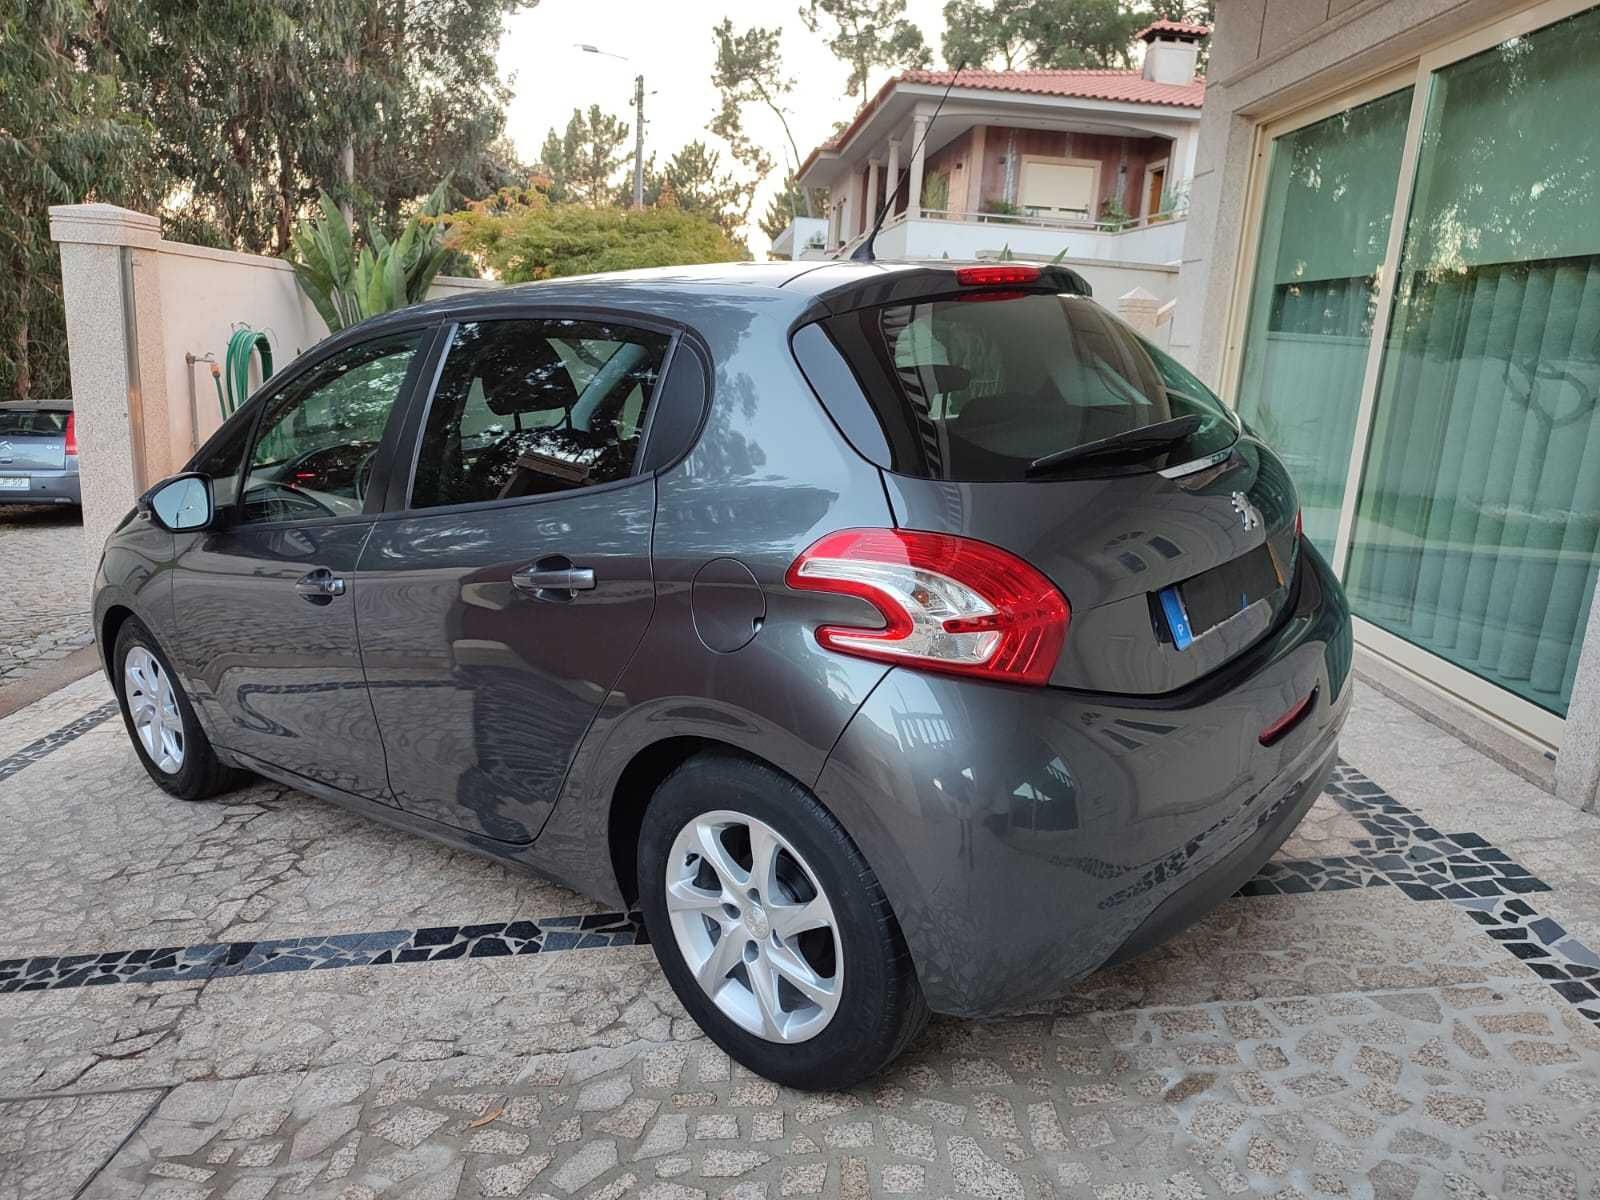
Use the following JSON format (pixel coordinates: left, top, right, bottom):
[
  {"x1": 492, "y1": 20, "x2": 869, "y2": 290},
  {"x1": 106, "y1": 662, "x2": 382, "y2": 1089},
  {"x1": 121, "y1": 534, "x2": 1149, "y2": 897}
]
[
  {"x1": 907, "y1": 115, "x2": 929, "y2": 218},
  {"x1": 48, "y1": 203, "x2": 175, "y2": 590},
  {"x1": 885, "y1": 140, "x2": 901, "y2": 212},
  {"x1": 1556, "y1": 599, "x2": 1600, "y2": 811},
  {"x1": 865, "y1": 159, "x2": 881, "y2": 226},
  {"x1": 1116, "y1": 286, "x2": 1162, "y2": 336}
]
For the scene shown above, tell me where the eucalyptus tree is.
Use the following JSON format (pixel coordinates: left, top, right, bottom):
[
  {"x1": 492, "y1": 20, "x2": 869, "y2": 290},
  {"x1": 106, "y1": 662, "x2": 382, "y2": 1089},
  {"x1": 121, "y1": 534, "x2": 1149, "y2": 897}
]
[{"x1": 0, "y1": 0, "x2": 157, "y2": 400}]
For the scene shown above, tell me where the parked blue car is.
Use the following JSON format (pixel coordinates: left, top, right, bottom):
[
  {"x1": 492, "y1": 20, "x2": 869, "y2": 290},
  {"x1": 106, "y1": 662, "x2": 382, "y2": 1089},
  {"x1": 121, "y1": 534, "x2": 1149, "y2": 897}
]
[{"x1": 0, "y1": 399, "x2": 80, "y2": 506}]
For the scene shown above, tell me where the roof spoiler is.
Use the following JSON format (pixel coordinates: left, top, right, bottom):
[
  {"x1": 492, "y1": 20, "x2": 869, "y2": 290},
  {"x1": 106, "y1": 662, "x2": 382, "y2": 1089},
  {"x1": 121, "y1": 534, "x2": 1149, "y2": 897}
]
[{"x1": 804, "y1": 263, "x2": 1093, "y2": 316}]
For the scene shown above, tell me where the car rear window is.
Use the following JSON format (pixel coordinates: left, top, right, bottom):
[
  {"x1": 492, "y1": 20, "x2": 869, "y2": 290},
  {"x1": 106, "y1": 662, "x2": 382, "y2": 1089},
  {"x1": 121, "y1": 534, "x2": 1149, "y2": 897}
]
[
  {"x1": 0, "y1": 409, "x2": 67, "y2": 436},
  {"x1": 821, "y1": 292, "x2": 1237, "y2": 481}
]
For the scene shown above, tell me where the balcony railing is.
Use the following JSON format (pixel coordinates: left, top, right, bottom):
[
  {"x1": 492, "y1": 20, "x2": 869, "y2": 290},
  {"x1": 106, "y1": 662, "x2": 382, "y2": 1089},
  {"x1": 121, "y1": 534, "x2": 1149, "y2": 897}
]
[{"x1": 834, "y1": 201, "x2": 1188, "y2": 261}]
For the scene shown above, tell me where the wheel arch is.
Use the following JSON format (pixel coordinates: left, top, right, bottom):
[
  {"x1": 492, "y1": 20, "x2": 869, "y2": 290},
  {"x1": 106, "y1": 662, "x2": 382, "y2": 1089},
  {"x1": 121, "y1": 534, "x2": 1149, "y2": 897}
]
[
  {"x1": 607, "y1": 735, "x2": 781, "y2": 908},
  {"x1": 99, "y1": 603, "x2": 138, "y2": 679}
]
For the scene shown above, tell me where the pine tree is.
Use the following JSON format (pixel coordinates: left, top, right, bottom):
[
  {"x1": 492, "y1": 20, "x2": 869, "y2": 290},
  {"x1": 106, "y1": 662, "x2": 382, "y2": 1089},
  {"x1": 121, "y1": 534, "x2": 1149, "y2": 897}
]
[{"x1": 799, "y1": 0, "x2": 932, "y2": 106}]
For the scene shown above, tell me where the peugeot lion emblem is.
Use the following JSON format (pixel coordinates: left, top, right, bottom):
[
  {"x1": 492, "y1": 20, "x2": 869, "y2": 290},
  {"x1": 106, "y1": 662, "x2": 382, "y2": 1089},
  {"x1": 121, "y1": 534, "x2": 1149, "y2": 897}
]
[{"x1": 1231, "y1": 490, "x2": 1261, "y2": 532}]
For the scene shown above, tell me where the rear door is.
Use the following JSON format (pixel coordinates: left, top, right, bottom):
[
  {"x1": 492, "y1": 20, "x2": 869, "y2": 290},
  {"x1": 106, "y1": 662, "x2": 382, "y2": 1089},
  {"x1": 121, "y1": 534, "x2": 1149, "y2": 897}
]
[
  {"x1": 354, "y1": 314, "x2": 677, "y2": 843},
  {"x1": 818, "y1": 287, "x2": 1300, "y2": 695},
  {"x1": 169, "y1": 327, "x2": 432, "y2": 799}
]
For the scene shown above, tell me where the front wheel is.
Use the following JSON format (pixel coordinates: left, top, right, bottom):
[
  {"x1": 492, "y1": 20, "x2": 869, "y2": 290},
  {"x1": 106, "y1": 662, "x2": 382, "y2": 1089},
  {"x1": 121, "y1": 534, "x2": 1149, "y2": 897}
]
[
  {"x1": 637, "y1": 754, "x2": 929, "y2": 1090},
  {"x1": 114, "y1": 617, "x2": 242, "y2": 801}
]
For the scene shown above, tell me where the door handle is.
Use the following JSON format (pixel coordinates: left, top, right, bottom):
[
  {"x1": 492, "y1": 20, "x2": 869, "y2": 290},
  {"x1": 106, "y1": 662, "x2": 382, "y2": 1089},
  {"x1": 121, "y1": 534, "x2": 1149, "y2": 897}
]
[
  {"x1": 295, "y1": 568, "x2": 346, "y2": 604},
  {"x1": 511, "y1": 557, "x2": 596, "y2": 601}
]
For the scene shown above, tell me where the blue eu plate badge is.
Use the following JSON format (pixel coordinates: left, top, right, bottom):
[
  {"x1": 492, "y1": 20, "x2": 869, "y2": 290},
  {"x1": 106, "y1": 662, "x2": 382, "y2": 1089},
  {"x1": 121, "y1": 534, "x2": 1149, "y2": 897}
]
[{"x1": 1159, "y1": 585, "x2": 1195, "y2": 650}]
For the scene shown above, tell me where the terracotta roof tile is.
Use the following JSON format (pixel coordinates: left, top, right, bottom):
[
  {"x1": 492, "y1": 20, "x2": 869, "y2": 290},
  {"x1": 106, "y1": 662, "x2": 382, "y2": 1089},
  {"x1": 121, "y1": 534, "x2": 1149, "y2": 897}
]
[
  {"x1": 1136, "y1": 18, "x2": 1213, "y2": 41},
  {"x1": 897, "y1": 67, "x2": 1205, "y2": 108},
  {"x1": 797, "y1": 68, "x2": 1204, "y2": 180}
]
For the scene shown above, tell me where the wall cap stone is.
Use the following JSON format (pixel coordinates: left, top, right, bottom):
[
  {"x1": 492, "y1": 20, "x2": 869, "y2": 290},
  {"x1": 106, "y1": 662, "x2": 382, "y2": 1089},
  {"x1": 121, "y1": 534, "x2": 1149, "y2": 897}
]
[{"x1": 48, "y1": 203, "x2": 162, "y2": 250}]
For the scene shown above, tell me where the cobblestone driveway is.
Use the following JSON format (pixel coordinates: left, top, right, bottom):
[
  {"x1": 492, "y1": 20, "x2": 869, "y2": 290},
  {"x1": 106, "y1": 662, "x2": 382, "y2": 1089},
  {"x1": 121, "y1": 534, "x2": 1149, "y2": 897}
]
[
  {"x1": 2, "y1": 677, "x2": 1598, "y2": 1200},
  {"x1": 0, "y1": 504, "x2": 92, "y2": 687}
]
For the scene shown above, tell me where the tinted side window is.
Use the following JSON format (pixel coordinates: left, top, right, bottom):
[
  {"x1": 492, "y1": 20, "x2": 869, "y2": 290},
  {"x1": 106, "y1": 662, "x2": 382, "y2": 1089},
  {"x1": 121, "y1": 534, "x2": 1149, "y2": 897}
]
[
  {"x1": 241, "y1": 333, "x2": 422, "y2": 524},
  {"x1": 411, "y1": 318, "x2": 670, "y2": 508}
]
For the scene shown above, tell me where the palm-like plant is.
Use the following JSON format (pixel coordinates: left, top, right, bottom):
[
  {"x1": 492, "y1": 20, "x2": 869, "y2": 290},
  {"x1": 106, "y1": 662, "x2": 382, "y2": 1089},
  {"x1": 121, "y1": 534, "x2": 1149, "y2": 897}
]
[{"x1": 290, "y1": 183, "x2": 452, "y2": 332}]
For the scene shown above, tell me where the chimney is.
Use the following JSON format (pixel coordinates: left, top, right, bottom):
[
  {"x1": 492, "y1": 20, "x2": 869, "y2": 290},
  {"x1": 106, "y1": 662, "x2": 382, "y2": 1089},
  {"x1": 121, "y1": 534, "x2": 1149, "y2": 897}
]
[{"x1": 1138, "y1": 19, "x2": 1209, "y2": 85}]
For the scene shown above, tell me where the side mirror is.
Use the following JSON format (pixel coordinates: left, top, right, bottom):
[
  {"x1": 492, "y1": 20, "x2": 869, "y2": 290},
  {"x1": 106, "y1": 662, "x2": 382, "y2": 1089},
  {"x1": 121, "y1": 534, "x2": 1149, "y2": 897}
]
[{"x1": 142, "y1": 473, "x2": 214, "y2": 532}]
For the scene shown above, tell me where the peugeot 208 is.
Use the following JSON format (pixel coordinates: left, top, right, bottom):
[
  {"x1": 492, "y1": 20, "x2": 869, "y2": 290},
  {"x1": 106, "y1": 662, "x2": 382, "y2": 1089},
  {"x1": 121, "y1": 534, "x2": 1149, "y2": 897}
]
[{"x1": 94, "y1": 261, "x2": 1352, "y2": 1089}]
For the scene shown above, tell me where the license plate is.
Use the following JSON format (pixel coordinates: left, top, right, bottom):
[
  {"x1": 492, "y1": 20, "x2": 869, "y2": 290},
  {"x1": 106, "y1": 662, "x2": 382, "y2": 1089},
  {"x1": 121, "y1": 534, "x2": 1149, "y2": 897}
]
[
  {"x1": 1160, "y1": 543, "x2": 1286, "y2": 650},
  {"x1": 0, "y1": 477, "x2": 29, "y2": 490}
]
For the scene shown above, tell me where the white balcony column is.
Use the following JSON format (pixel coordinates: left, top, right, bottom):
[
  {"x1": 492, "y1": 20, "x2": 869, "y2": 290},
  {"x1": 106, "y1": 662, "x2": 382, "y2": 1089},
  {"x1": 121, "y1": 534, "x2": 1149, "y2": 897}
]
[
  {"x1": 885, "y1": 139, "x2": 901, "y2": 212},
  {"x1": 865, "y1": 159, "x2": 881, "y2": 226},
  {"x1": 907, "y1": 115, "x2": 929, "y2": 217}
]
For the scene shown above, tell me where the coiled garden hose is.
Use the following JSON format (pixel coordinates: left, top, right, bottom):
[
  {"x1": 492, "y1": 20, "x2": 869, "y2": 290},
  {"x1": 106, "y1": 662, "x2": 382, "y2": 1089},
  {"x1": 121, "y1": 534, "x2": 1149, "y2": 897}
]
[{"x1": 211, "y1": 328, "x2": 273, "y2": 419}]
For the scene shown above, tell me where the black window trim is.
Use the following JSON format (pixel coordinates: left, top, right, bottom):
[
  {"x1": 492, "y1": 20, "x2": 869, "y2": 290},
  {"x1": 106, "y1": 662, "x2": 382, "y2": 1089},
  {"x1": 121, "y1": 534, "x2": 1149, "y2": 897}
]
[
  {"x1": 383, "y1": 304, "x2": 704, "y2": 521},
  {"x1": 223, "y1": 320, "x2": 445, "y2": 533}
]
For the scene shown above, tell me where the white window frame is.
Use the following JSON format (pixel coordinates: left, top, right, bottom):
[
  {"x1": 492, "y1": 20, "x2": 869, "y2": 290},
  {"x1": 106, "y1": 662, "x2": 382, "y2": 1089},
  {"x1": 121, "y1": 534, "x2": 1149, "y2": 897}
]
[{"x1": 1221, "y1": 0, "x2": 1599, "y2": 752}]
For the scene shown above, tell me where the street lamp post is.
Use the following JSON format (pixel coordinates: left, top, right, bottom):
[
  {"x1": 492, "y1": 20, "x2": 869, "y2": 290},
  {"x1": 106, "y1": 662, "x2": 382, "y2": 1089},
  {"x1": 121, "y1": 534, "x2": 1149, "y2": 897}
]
[{"x1": 577, "y1": 43, "x2": 645, "y2": 210}]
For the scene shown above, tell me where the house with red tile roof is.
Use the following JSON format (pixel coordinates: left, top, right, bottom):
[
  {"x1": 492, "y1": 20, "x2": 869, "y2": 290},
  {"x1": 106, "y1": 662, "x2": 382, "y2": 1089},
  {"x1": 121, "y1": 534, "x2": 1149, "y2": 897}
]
[{"x1": 774, "y1": 22, "x2": 1208, "y2": 310}]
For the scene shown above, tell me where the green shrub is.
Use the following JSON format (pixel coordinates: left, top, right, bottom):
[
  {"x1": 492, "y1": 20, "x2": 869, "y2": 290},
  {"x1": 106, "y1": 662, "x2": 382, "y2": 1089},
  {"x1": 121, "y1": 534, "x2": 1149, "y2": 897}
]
[{"x1": 290, "y1": 184, "x2": 451, "y2": 332}]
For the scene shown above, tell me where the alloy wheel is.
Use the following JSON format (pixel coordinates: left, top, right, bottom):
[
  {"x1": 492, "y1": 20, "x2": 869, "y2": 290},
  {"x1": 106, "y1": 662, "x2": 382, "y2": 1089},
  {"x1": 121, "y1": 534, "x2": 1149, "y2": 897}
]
[
  {"x1": 665, "y1": 810, "x2": 843, "y2": 1043},
  {"x1": 124, "y1": 646, "x2": 184, "y2": 774}
]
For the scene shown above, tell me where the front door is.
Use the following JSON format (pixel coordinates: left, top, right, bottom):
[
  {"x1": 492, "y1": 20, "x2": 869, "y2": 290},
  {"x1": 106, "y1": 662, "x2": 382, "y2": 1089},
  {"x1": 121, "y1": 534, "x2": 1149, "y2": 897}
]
[
  {"x1": 170, "y1": 329, "x2": 430, "y2": 800},
  {"x1": 356, "y1": 316, "x2": 672, "y2": 842}
]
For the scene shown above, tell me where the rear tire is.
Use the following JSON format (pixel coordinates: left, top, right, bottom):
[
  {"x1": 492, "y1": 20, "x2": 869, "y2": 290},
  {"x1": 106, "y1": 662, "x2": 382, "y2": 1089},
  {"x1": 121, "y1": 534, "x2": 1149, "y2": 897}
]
[
  {"x1": 638, "y1": 753, "x2": 929, "y2": 1090},
  {"x1": 113, "y1": 617, "x2": 241, "y2": 801}
]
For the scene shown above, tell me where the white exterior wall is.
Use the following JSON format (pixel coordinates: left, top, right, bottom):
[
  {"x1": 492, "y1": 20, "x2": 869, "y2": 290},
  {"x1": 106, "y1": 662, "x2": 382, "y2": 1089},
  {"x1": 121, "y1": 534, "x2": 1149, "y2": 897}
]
[
  {"x1": 880, "y1": 216, "x2": 1186, "y2": 266},
  {"x1": 155, "y1": 242, "x2": 495, "y2": 461}
]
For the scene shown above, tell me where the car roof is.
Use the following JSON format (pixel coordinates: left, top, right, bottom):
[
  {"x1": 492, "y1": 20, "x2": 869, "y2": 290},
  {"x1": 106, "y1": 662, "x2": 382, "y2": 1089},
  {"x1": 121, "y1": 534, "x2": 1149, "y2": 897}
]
[
  {"x1": 0, "y1": 398, "x2": 71, "y2": 412},
  {"x1": 317, "y1": 259, "x2": 1093, "y2": 350}
]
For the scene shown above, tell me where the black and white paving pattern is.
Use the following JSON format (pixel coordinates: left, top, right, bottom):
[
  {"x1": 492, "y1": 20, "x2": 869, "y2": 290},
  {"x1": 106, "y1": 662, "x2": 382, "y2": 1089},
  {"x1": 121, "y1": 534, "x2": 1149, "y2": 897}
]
[{"x1": 3, "y1": 673, "x2": 1599, "y2": 1200}]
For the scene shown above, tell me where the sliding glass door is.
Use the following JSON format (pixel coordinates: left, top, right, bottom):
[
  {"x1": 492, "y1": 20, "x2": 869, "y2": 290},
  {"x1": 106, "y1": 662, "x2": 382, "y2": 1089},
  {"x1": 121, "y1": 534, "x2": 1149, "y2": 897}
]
[
  {"x1": 1344, "y1": 4, "x2": 1600, "y2": 718},
  {"x1": 1234, "y1": 88, "x2": 1412, "y2": 556},
  {"x1": 1233, "y1": 0, "x2": 1600, "y2": 735}
]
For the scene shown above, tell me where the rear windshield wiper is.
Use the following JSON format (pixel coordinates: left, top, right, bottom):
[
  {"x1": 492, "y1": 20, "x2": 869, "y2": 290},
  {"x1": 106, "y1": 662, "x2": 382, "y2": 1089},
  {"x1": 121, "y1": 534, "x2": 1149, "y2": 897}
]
[{"x1": 1025, "y1": 414, "x2": 1205, "y2": 478}]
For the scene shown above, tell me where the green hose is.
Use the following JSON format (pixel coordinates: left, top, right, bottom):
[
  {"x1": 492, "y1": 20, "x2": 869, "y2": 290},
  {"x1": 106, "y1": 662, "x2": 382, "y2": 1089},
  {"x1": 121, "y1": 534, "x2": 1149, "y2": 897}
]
[{"x1": 217, "y1": 328, "x2": 273, "y2": 418}]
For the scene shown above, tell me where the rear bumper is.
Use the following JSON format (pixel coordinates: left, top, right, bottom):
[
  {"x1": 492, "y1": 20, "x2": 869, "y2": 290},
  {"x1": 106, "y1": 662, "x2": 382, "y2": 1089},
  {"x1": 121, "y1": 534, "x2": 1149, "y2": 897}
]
[
  {"x1": 813, "y1": 537, "x2": 1354, "y2": 1016},
  {"x1": 0, "y1": 468, "x2": 80, "y2": 505}
]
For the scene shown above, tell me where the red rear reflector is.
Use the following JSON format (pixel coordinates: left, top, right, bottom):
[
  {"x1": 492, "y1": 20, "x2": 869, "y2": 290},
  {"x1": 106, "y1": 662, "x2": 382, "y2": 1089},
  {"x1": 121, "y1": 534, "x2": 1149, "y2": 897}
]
[
  {"x1": 64, "y1": 412, "x2": 78, "y2": 457},
  {"x1": 956, "y1": 265, "x2": 1040, "y2": 287},
  {"x1": 786, "y1": 528, "x2": 1069, "y2": 686},
  {"x1": 1259, "y1": 688, "x2": 1317, "y2": 747}
]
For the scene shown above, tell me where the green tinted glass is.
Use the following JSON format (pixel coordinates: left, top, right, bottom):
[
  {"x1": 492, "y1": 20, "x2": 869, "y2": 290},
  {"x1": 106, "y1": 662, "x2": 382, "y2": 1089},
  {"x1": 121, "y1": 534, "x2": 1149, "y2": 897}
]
[
  {"x1": 1234, "y1": 87, "x2": 1412, "y2": 554},
  {"x1": 1345, "y1": 7, "x2": 1600, "y2": 716}
]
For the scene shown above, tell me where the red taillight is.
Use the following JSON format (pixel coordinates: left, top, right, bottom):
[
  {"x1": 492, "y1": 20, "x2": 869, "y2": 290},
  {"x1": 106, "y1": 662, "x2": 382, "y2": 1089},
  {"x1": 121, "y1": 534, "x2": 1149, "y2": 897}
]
[
  {"x1": 956, "y1": 264, "x2": 1040, "y2": 287},
  {"x1": 1295, "y1": 507, "x2": 1303, "y2": 539},
  {"x1": 64, "y1": 412, "x2": 78, "y2": 457},
  {"x1": 786, "y1": 528, "x2": 1069, "y2": 686}
]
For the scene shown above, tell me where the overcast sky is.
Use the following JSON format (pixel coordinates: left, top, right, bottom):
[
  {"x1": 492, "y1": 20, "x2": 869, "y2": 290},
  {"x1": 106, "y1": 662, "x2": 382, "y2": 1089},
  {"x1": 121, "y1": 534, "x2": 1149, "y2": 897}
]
[{"x1": 496, "y1": 0, "x2": 951, "y2": 256}]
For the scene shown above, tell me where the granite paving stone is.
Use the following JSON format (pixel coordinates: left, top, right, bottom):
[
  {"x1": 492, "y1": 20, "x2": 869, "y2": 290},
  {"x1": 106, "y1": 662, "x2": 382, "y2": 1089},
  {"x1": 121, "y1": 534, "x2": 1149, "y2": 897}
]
[{"x1": 0, "y1": 676, "x2": 1597, "y2": 1198}]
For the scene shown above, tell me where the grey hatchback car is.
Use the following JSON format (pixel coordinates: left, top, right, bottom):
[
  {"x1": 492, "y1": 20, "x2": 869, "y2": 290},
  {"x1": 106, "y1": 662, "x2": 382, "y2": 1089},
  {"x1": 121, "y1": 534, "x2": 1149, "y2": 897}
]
[
  {"x1": 94, "y1": 260, "x2": 1352, "y2": 1088},
  {"x1": 0, "y1": 399, "x2": 80, "y2": 506}
]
